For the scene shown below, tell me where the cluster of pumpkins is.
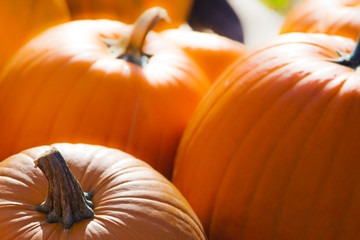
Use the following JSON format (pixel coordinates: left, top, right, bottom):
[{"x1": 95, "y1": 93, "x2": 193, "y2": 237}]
[{"x1": 0, "y1": 0, "x2": 360, "y2": 239}]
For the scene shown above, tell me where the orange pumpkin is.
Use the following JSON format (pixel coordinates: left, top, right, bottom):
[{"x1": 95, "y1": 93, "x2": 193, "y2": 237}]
[
  {"x1": 172, "y1": 33, "x2": 360, "y2": 239},
  {"x1": 65, "y1": 0, "x2": 193, "y2": 30},
  {"x1": 0, "y1": 0, "x2": 70, "y2": 70},
  {"x1": 160, "y1": 29, "x2": 248, "y2": 83},
  {"x1": 0, "y1": 143, "x2": 206, "y2": 239},
  {"x1": 0, "y1": 8, "x2": 209, "y2": 179},
  {"x1": 280, "y1": 0, "x2": 360, "y2": 41}
]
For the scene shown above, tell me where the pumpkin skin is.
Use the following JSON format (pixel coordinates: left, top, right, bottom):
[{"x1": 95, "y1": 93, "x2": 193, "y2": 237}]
[
  {"x1": 0, "y1": 0, "x2": 70, "y2": 70},
  {"x1": 65, "y1": 0, "x2": 193, "y2": 30},
  {"x1": 172, "y1": 33, "x2": 360, "y2": 239},
  {"x1": 160, "y1": 29, "x2": 248, "y2": 83},
  {"x1": 0, "y1": 143, "x2": 206, "y2": 239},
  {"x1": 280, "y1": 0, "x2": 360, "y2": 41},
  {"x1": 0, "y1": 15, "x2": 209, "y2": 178}
]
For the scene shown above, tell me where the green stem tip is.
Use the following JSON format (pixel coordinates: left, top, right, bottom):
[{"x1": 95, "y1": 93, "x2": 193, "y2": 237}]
[{"x1": 331, "y1": 35, "x2": 360, "y2": 72}]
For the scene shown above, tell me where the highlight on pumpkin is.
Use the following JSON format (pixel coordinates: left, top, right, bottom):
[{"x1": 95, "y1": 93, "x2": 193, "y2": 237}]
[
  {"x1": 279, "y1": 0, "x2": 360, "y2": 41},
  {"x1": 171, "y1": 32, "x2": 360, "y2": 239},
  {"x1": 0, "y1": 6, "x2": 210, "y2": 180}
]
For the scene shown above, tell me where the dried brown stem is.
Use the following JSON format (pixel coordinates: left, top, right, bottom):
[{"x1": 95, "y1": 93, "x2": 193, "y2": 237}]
[{"x1": 35, "y1": 147, "x2": 94, "y2": 229}]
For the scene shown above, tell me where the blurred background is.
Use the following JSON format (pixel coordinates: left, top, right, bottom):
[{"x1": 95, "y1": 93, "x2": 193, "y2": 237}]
[
  {"x1": 189, "y1": 0, "x2": 305, "y2": 47},
  {"x1": 229, "y1": 0, "x2": 285, "y2": 47}
]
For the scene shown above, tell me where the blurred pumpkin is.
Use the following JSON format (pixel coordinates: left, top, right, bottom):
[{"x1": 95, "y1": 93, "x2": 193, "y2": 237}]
[
  {"x1": 65, "y1": 0, "x2": 193, "y2": 30},
  {"x1": 0, "y1": 7, "x2": 209, "y2": 179},
  {"x1": 280, "y1": 0, "x2": 360, "y2": 41},
  {"x1": 160, "y1": 29, "x2": 248, "y2": 83},
  {"x1": 0, "y1": 143, "x2": 206, "y2": 239},
  {"x1": 172, "y1": 33, "x2": 360, "y2": 239},
  {"x1": 0, "y1": 0, "x2": 70, "y2": 70}
]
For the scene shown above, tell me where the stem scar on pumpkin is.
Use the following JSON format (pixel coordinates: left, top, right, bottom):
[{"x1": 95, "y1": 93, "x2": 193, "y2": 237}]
[
  {"x1": 102, "y1": 7, "x2": 170, "y2": 66},
  {"x1": 34, "y1": 147, "x2": 95, "y2": 229},
  {"x1": 330, "y1": 35, "x2": 360, "y2": 72}
]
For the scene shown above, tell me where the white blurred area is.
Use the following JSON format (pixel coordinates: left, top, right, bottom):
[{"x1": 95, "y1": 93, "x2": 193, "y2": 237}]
[{"x1": 228, "y1": 0, "x2": 303, "y2": 48}]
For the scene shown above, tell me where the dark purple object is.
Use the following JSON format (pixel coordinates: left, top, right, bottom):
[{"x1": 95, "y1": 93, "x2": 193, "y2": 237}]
[{"x1": 188, "y1": 0, "x2": 244, "y2": 43}]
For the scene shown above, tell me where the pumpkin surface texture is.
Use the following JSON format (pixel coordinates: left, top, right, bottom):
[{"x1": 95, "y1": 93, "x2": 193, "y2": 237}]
[
  {"x1": 172, "y1": 32, "x2": 360, "y2": 239},
  {"x1": 64, "y1": 0, "x2": 193, "y2": 30},
  {"x1": 0, "y1": 8, "x2": 209, "y2": 178},
  {"x1": 280, "y1": 0, "x2": 360, "y2": 41},
  {"x1": 160, "y1": 29, "x2": 248, "y2": 83},
  {"x1": 0, "y1": 0, "x2": 70, "y2": 70},
  {"x1": 0, "y1": 143, "x2": 206, "y2": 239}
]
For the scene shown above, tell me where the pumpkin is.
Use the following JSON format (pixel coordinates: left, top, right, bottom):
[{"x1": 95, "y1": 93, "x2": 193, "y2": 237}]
[
  {"x1": 0, "y1": 143, "x2": 206, "y2": 239},
  {"x1": 0, "y1": 0, "x2": 70, "y2": 70},
  {"x1": 280, "y1": 0, "x2": 360, "y2": 41},
  {"x1": 160, "y1": 29, "x2": 248, "y2": 83},
  {"x1": 172, "y1": 32, "x2": 360, "y2": 239},
  {"x1": 0, "y1": 7, "x2": 209, "y2": 179},
  {"x1": 64, "y1": 0, "x2": 193, "y2": 30}
]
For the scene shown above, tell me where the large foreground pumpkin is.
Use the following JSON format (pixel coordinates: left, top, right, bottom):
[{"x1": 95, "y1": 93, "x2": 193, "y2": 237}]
[
  {"x1": 65, "y1": 0, "x2": 193, "y2": 30},
  {"x1": 0, "y1": 143, "x2": 206, "y2": 239},
  {"x1": 172, "y1": 33, "x2": 360, "y2": 239},
  {"x1": 0, "y1": 8, "x2": 209, "y2": 178},
  {"x1": 0, "y1": 0, "x2": 70, "y2": 70},
  {"x1": 280, "y1": 0, "x2": 360, "y2": 41}
]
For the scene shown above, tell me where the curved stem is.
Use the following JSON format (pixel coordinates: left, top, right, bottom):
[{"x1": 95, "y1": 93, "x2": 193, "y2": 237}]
[
  {"x1": 331, "y1": 35, "x2": 360, "y2": 72},
  {"x1": 103, "y1": 7, "x2": 169, "y2": 66},
  {"x1": 35, "y1": 147, "x2": 94, "y2": 229},
  {"x1": 119, "y1": 7, "x2": 169, "y2": 65}
]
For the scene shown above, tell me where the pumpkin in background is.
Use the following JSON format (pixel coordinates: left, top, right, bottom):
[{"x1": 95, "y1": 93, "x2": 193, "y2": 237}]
[
  {"x1": 0, "y1": 7, "x2": 209, "y2": 179},
  {"x1": 0, "y1": 0, "x2": 70, "y2": 70},
  {"x1": 0, "y1": 143, "x2": 206, "y2": 239},
  {"x1": 65, "y1": 0, "x2": 193, "y2": 30},
  {"x1": 280, "y1": 0, "x2": 360, "y2": 41},
  {"x1": 160, "y1": 29, "x2": 248, "y2": 83},
  {"x1": 172, "y1": 32, "x2": 360, "y2": 239}
]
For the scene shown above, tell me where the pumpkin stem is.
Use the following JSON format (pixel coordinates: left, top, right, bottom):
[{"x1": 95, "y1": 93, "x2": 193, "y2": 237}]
[
  {"x1": 331, "y1": 35, "x2": 360, "y2": 71},
  {"x1": 35, "y1": 147, "x2": 94, "y2": 229},
  {"x1": 104, "y1": 7, "x2": 169, "y2": 66}
]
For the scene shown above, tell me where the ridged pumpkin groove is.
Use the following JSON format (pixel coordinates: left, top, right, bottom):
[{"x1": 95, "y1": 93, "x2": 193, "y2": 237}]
[
  {"x1": 280, "y1": 0, "x2": 360, "y2": 41},
  {"x1": 172, "y1": 33, "x2": 360, "y2": 239},
  {"x1": 0, "y1": 143, "x2": 206, "y2": 239}
]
